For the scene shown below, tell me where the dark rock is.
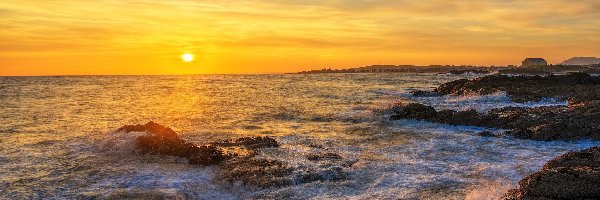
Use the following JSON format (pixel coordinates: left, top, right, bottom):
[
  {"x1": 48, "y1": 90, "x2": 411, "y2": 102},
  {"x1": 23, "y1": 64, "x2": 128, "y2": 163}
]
[
  {"x1": 116, "y1": 121, "x2": 278, "y2": 165},
  {"x1": 504, "y1": 167, "x2": 600, "y2": 200},
  {"x1": 433, "y1": 73, "x2": 600, "y2": 103},
  {"x1": 543, "y1": 147, "x2": 600, "y2": 170},
  {"x1": 118, "y1": 121, "x2": 225, "y2": 165},
  {"x1": 219, "y1": 157, "x2": 294, "y2": 188},
  {"x1": 503, "y1": 147, "x2": 600, "y2": 200},
  {"x1": 477, "y1": 131, "x2": 496, "y2": 137},
  {"x1": 218, "y1": 157, "x2": 348, "y2": 188},
  {"x1": 390, "y1": 102, "x2": 600, "y2": 141},
  {"x1": 306, "y1": 152, "x2": 343, "y2": 161},
  {"x1": 390, "y1": 103, "x2": 437, "y2": 120},
  {"x1": 296, "y1": 166, "x2": 347, "y2": 183},
  {"x1": 435, "y1": 79, "x2": 471, "y2": 96},
  {"x1": 211, "y1": 136, "x2": 279, "y2": 149},
  {"x1": 503, "y1": 129, "x2": 535, "y2": 140},
  {"x1": 186, "y1": 145, "x2": 228, "y2": 165},
  {"x1": 116, "y1": 122, "x2": 351, "y2": 188},
  {"x1": 436, "y1": 109, "x2": 483, "y2": 126},
  {"x1": 411, "y1": 90, "x2": 442, "y2": 97},
  {"x1": 448, "y1": 69, "x2": 490, "y2": 75}
]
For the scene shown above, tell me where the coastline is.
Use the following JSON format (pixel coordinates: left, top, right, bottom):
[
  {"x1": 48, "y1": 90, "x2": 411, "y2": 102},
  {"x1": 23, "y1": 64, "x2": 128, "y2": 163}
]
[
  {"x1": 2, "y1": 73, "x2": 599, "y2": 199},
  {"x1": 391, "y1": 72, "x2": 600, "y2": 199}
]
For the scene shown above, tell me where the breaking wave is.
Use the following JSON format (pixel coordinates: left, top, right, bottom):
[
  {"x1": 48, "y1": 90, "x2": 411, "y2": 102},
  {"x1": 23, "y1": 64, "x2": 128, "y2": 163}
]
[{"x1": 407, "y1": 91, "x2": 567, "y2": 112}]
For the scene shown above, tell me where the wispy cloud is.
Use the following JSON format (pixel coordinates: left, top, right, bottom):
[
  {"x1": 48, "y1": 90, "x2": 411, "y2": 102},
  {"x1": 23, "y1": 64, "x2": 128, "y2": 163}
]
[{"x1": 0, "y1": 0, "x2": 599, "y2": 75}]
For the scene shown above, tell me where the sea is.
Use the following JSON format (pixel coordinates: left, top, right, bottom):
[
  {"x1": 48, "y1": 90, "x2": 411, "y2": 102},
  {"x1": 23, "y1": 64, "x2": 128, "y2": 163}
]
[{"x1": 1, "y1": 73, "x2": 598, "y2": 199}]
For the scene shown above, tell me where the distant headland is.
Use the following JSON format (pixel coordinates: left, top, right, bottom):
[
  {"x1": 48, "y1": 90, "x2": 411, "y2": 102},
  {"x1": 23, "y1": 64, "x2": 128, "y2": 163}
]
[
  {"x1": 560, "y1": 57, "x2": 600, "y2": 66},
  {"x1": 295, "y1": 57, "x2": 600, "y2": 75}
]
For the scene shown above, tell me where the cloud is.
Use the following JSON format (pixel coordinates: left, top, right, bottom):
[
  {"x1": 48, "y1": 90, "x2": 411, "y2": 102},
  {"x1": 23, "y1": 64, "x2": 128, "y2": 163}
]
[{"x1": 0, "y1": 0, "x2": 599, "y2": 74}]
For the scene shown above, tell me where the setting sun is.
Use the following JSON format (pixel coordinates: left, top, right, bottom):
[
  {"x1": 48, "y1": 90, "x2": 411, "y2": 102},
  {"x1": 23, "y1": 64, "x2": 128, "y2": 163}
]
[{"x1": 182, "y1": 54, "x2": 194, "y2": 62}]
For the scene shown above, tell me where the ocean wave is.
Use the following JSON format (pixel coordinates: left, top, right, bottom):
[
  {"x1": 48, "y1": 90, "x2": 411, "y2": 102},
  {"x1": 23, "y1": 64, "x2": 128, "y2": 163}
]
[
  {"x1": 96, "y1": 130, "x2": 147, "y2": 155},
  {"x1": 465, "y1": 181, "x2": 515, "y2": 200},
  {"x1": 408, "y1": 91, "x2": 567, "y2": 112}
]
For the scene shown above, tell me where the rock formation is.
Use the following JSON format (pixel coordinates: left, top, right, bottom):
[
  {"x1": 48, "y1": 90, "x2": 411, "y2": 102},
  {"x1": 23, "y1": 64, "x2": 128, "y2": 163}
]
[
  {"x1": 503, "y1": 147, "x2": 600, "y2": 199},
  {"x1": 390, "y1": 102, "x2": 600, "y2": 140},
  {"x1": 117, "y1": 121, "x2": 227, "y2": 165},
  {"x1": 116, "y1": 121, "x2": 349, "y2": 188},
  {"x1": 416, "y1": 73, "x2": 600, "y2": 103},
  {"x1": 404, "y1": 73, "x2": 600, "y2": 141}
]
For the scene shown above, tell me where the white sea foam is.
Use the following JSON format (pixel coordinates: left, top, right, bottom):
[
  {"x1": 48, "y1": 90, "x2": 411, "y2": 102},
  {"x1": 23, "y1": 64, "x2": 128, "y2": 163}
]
[
  {"x1": 85, "y1": 130, "x2": 243, "y2": 199},
  {"x1": 409, "y1": 91, "x2": 567, "y2": 112},
  {"x1": 2, "y1": 74, "x2": 596, "y2": 199},
  {"x1": 465, "y1": 181, "x2": 515, "y2": 200},
  {"x1": 96, "y1": 130, "x2": 146, "y2": 155}
]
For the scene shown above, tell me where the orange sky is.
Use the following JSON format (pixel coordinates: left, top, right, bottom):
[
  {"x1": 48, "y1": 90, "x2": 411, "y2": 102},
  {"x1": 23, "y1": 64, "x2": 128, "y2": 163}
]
[{"x1": 1, "y1": 0, "x2": 599, "y2": 75}]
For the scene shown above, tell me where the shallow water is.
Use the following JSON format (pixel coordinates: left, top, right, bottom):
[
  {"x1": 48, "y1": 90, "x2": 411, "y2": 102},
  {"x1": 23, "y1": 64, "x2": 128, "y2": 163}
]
[{"x1": 1, "y1": 73, "x2": 598, "y2": 199}]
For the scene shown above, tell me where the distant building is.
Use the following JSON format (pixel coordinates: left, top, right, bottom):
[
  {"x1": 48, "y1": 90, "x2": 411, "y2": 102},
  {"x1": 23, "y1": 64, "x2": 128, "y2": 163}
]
[{"x1": 522, "y1": 58, "x2": 547, "y2": 67}]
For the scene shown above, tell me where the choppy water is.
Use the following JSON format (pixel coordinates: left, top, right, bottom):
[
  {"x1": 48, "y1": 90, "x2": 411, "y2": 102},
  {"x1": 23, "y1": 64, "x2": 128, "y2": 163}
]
[{"x1": 1, "y1": 73, "x2": 598, "y2": 199}]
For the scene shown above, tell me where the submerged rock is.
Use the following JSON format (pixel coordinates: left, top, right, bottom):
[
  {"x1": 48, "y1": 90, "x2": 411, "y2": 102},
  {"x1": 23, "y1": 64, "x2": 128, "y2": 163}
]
[
  {"x1": 219, "y1": 157, "x2": 294, "y2": 188},
  {"x1": 503, "y1": 147, "x2": 600, "y2": 199},
  {"x1": 218, "y1": 157, "x2": 348, "y2": 188}
]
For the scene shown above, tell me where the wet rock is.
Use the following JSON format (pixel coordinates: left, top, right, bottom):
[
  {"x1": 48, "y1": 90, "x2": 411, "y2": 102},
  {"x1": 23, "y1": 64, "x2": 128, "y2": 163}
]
[
  {"x1": 543, "y1": 147, "x2": 600, "y2": 170},
  {"x1": 390, "y1": 102, "x2": 600, "y2": 141},
  {"x1": 411, "y1": 90, "x2": 442, "y2": 97},
  {"x1": 186, "y1": 145, "x2": 228, "y2": 165},
  {"x1": 504, "y1": 167, "x2": 600, "y2": 200},
  {"x1": 219, "y1": 157, "x2": 294, "y2": 188},
  {"x1": 389, "y1": 103, "x2": 437, "y2": 120},
  {"x1": 218, "y1": 157, "x2": 348, "y2": 188},
  {"x1": 105, "y1": 189, "x2": 182, "y2": 200},
  {"x1": 436, "y1": 109, "x2": 484, "y2": 126},
  {"x1": 211, "y1": 136, "x2": 279, "y2": 149},
  {"x1": 503, "y1": 147, "x2": 600, "y2": 200},
  {"x1": 295, "y1": 166, "x2": 347, "y2": 183},
  {"x1": 116, "y1": 122, "x2": 351, "y2": 188},
  {"x1": 434, "y1": 78, "x2": 471, "y2": 96},
  {"x1": 117, "y1": 121, "x2": 227, "y2": 165},
  {"x1": 116, "y1": 121, "x2": 278, "y2": 165},
  {"x1": 477, "y1": 131, "x2": 496, "y2": 137},
  {"x1": 429, "y1": 73, "x2": 600, "y2": 103},
  {"x1": 306, "y1": 152, "x2": 343, "y2": 161}
]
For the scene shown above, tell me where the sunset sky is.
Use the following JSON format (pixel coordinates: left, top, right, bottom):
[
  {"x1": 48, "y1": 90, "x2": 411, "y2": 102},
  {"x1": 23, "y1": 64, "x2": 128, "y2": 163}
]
[{"x1": 1, "y1": 0, "x2": 599, "y2": 75}]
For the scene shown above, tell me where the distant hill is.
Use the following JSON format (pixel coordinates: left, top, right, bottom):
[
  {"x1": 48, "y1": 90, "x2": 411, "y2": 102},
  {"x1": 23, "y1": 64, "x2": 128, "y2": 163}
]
[
  {"x1": 295, "y1": 65, "x2": 501, "y2": 74},
  {"x1": 560, "y1": 57, "x2": 600, "y2": 65}
]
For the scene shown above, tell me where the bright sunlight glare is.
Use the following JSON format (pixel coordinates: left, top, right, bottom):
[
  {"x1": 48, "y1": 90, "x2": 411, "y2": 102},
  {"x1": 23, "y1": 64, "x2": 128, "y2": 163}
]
[{"x1": 182, "y1": 53, "x2": 194, "y2": 62}]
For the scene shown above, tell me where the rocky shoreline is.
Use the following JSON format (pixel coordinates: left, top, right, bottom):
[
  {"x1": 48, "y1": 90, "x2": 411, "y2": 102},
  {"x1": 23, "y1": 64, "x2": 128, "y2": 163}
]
[
  {"x1": 399, "y1": 73, "x2": 600, "y2": 141},
  {"x1": 395, "y1": 73, "x2": 600, "y2": 199},
  {"x1": 390, "y1": 101, "x2": 600, "y2": 141},
  {"x1": 116, "y1": 121, "x2": 350, "y2": 188},
  {"x1": 111, "y1": 72, "x2": 600, "y2": 198},
  {"x1": 413, "y1": 72, "x2": 600, "y2": 103},
  {"x1": 503, "y1": 147, "x2": 600, "y2": 199}
]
